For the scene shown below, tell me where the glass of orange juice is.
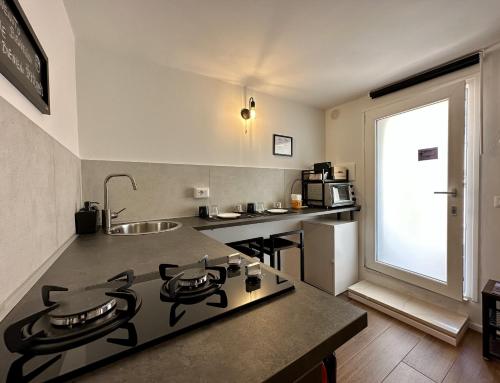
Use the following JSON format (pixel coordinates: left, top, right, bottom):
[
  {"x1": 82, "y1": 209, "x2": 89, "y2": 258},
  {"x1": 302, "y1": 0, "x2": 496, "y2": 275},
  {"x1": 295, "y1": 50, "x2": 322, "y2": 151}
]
[{"x1": 291, "y1": 194, "x2": 302, "y2": 209}]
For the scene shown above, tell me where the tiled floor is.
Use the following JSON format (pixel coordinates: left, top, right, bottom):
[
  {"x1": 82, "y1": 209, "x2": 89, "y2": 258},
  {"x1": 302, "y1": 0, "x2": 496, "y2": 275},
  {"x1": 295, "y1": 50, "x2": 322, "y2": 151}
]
[{"x1": 336, "y1": 296, "x2": 500, "y2": 383}]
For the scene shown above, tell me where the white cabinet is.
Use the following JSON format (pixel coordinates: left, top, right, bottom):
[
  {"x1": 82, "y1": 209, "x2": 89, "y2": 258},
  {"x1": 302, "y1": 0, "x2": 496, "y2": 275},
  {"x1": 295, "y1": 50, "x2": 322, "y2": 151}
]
[{"x1": 303, "y1": 220, "x2": 358, "y2": 296}]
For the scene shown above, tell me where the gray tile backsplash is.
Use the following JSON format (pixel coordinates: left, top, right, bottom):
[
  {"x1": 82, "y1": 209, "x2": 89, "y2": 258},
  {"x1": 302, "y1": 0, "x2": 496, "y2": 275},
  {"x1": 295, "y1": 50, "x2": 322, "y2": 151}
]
[
  {"x1": 82, "y1": 161, "x2": 210, "y2": 222},
  {"x1": 54, "y1": 142, "x2": 82, "y2": 246},
  {"x1": 0, "y1": 97, "x2": 81, "y2": 312},
  {"x1": 82, "y1": 160, "x2": 303, "y2": 221},
  {"x1": 284, "y1": 169, "x2": 303, "y2": 201}
]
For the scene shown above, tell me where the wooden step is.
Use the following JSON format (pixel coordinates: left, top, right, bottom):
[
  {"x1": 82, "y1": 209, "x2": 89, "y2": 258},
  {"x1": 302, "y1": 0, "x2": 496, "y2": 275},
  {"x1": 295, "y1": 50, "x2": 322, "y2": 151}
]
[{"x1": 348, "y1": 280, "x2": 468, "y2": 346}]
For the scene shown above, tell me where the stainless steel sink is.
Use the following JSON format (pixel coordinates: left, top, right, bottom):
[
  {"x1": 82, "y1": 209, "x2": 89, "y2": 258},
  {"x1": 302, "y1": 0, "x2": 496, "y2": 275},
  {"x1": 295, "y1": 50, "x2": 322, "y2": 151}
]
[{"x1": 108, "y1": 220, "x2": 182, "y2": 235}]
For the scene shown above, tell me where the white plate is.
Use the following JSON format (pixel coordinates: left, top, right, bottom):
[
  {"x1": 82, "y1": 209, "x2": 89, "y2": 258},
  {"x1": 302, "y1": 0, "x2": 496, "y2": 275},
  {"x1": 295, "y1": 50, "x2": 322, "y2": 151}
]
[
  {"x1": 217, "y1": 213, "x2": 241, "y2": 219},
  {"x1": 267, "y1": 209, "x2": 288, "y2": 214}
]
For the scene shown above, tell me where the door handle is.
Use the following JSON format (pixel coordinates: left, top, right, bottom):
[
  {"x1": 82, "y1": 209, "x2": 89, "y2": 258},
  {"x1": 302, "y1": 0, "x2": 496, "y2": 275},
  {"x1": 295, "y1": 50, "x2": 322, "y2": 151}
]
[{"x1": 434, "y1": 188, "x2": 457, "y2": 197}]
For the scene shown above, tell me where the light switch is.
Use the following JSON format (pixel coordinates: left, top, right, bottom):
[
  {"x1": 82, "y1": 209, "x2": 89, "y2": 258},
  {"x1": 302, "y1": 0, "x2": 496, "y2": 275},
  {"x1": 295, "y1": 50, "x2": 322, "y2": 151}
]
[
  {"x1": 194, "y1": 187, "x2": 209, "y2": 199},
  {"x1": 494, "y1": 196, "x2": 500, "y2": 208}
]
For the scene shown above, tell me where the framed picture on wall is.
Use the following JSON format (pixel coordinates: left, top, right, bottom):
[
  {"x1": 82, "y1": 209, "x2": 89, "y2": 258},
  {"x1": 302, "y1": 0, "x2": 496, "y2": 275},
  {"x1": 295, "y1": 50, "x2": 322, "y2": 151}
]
[
  {"x1": 0, "y1": 0, "x2": 50, "y2": 114},
  {"x1": 273, "y1": 134, "x2": 293, "y2": 157}
]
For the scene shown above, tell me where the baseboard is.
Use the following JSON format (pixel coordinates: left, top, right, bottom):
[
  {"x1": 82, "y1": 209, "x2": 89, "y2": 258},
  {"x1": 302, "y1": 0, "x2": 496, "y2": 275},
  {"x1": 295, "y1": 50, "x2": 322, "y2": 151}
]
[
  {"x1": 0, "y1": 234, "x2": 77, "y2": 321},
  {"x1": 469, "y1": 321, "x2": 482, "y2": 333}
]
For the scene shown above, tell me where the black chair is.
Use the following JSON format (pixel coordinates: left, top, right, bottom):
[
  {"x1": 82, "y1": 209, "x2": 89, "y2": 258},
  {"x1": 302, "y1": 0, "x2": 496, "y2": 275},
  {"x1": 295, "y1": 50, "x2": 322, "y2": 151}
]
[
  {"x1": 251, "y1": 230, "x2": 304, "y2": 281},
  {"x1": 226, "y1": 237, "x2": 264, "y2": 262}
]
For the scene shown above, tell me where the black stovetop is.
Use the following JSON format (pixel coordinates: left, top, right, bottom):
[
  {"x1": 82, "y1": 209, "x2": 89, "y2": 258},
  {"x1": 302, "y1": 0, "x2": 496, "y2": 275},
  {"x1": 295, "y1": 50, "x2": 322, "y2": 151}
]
[{"x1": 0, "y1": 256, "x2": 294, "y2": 382}]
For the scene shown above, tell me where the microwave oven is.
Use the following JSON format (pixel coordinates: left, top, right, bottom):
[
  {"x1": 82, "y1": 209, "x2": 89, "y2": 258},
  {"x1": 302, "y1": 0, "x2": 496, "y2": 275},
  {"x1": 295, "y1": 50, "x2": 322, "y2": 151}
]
[{"x1": 306, "y1": 182, "x2": 355, "y2": 208}]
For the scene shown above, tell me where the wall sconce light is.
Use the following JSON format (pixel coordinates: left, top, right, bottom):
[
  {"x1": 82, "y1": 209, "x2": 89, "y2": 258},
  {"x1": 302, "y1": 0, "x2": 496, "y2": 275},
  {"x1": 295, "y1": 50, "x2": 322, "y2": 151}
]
[{"x1": 241, "y1": 97, "x2": 256, "y2": 120}]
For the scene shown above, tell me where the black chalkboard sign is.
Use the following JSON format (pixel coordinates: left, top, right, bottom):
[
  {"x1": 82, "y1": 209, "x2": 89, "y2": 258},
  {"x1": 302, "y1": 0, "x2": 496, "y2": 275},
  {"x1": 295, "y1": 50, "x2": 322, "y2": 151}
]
[{"x1": 0, "y1": 0, "x2": 49, "y2": 114}]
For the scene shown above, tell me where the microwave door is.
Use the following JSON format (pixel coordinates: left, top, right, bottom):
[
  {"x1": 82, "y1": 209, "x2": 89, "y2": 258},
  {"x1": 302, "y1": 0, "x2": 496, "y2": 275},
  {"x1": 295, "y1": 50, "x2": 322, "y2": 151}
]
[{"x1": 340, "y1": 186, "x2": 351, "y2": 200}]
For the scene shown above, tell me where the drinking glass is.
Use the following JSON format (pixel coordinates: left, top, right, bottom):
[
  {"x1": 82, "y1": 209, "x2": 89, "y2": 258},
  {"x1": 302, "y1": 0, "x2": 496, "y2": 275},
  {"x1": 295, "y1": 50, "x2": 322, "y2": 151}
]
[
  {"x1": 209, "y1": 205, "x2": 219, "y2": 217},
  {"x1": 273, "y1": 202, "x2": 282, "y2": 209},
  {"x1": 234, "y1": 204, "x2": 244, "y2": 213},
  {"x1": 256, "y1": 202, "x2": 265, "y2": 213}
]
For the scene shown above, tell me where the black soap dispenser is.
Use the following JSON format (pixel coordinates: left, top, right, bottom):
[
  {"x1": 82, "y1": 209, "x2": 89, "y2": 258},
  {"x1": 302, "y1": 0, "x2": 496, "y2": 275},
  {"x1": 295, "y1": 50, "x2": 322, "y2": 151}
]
[{"x1": 75, "y1": 201, "x2": 100, "y2": 234}]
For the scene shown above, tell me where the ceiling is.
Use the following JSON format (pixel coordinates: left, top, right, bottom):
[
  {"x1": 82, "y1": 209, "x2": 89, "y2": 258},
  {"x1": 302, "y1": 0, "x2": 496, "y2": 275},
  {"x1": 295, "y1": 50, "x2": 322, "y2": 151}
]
[{"x1": 63, "y1": 0, "x2": 500, "y2": 109}]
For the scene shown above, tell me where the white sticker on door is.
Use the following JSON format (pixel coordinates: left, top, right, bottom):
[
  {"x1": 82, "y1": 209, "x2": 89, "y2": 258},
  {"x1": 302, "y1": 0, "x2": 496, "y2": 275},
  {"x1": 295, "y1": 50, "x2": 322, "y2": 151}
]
[{"x1": 418, "y1": 147, "x2": 438, "y2": 161}]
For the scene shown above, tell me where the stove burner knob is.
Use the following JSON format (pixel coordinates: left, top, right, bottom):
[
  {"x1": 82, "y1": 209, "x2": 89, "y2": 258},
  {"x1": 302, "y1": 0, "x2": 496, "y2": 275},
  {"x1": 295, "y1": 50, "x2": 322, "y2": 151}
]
[
  {"x1": 245, "y1": 261, "x2": 262, "y2": 280},
  {"x1": 245, "y1": 278, "x2": 261, "y2": 292},
  {"x1": 227, "y1": 253, "x2": 242, "y2": 269}
]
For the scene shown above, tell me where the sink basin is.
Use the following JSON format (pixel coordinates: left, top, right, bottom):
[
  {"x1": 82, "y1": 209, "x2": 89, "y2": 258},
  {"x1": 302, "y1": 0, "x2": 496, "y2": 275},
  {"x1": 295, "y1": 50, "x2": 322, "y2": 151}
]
[{"x1": 109, "y1": 220, "x2": 182, "y2": 235}]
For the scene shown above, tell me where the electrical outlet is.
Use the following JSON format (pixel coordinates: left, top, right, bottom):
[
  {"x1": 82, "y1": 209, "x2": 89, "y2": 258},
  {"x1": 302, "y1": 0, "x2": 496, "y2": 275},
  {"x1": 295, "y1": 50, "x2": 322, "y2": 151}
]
[
  {"x1": 194, "y1": 187, "x2": 209, "y2": 199},
  {"x1": 494, "y1": 196, "x2": 500, "y2": 208}
]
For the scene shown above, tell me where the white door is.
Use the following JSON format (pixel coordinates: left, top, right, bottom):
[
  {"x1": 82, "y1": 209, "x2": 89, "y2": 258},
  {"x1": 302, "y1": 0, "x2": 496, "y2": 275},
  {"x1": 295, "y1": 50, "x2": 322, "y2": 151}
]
[{"x1": 364, "y1": 82, "x2": 465, "y2": 300}]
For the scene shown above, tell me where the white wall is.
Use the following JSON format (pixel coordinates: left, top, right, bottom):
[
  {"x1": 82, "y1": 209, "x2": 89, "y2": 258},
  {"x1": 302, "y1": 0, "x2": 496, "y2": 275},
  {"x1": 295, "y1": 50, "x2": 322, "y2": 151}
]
[
  {"x1": 325, "y1": 62, "x2": 500, "y2": 328},
  {"x1": 76, "y1": 41, "x2": 324, "y2": 169},
  {"x1": 479, "y1": 48, "x2": 500, "y2": 321},
  {"x1": 0, "y1": 0, "x2": 79, "y2": 155}
]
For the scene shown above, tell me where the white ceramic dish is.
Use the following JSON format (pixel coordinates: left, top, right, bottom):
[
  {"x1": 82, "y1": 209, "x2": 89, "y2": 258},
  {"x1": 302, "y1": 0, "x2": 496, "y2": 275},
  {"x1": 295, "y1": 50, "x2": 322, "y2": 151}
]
[
  {"x1": 267, "y1": 208, "x2": 288, "y2": 214},
  {"x1": 217, "y1": 213, "x2": 241, "y2": 219}
]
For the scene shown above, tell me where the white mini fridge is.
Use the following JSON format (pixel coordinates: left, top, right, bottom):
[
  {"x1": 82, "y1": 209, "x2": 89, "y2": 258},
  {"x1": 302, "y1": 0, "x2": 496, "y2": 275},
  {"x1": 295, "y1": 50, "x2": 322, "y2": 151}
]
[{"x1": 302, "y1": 219, "x2": 358, "y2": 296}]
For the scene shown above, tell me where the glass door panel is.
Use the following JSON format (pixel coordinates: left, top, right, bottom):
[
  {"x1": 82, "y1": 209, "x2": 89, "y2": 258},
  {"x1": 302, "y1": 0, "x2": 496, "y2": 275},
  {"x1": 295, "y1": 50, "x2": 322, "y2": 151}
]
[{"x1": 376, "y1": 100, "x2": 449, "y2": 282}]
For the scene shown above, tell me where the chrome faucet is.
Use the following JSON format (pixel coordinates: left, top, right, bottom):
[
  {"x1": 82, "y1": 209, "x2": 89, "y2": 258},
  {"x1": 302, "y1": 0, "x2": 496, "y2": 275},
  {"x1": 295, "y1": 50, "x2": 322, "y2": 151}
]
[{"x1": 103, "y1": 174, "x2": 138, "y2": 234}]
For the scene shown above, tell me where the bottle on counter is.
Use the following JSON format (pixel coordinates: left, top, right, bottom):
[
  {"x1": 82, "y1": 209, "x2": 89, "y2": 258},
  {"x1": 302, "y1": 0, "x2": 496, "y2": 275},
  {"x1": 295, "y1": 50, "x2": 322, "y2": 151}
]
[{"x1": 75, "y1": 201, "x2": 100, "y2": 234}]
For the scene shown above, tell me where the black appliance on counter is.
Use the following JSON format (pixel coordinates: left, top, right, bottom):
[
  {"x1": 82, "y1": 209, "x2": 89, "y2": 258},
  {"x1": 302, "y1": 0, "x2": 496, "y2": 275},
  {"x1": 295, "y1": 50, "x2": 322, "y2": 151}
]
[
  {"x1": 74, "y1": 201, "x2": 100, "y2": 234},
  {"x1": 301, "y1": 170, "x2": 356, "y2": 208},
  {"x1": 1, "y1": 255, "x2": 294, "y2": 382},
  {"x1": 313, "y1": 162, "x2": 331, "y2": 178}
]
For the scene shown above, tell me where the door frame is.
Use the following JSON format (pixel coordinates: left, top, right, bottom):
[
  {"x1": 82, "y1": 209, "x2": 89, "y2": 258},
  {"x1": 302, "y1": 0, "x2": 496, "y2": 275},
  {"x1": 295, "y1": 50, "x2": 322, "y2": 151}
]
[{"x1": 363, "y1": 81, "x2": 465, "y2": 301}]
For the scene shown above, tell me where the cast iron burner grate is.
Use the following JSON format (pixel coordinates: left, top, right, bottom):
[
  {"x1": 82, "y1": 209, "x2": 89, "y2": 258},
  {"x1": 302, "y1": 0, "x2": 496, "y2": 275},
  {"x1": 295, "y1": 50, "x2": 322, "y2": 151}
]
[
  {"x1": 159, "y1": 255, "x2": 227, "y2": 302},
  {"x1": 3, "y1": 270, "x2": 141, "y2": 355},
  {"x1": 159, "y1": 256, "x2": 229, "y2": 326}
]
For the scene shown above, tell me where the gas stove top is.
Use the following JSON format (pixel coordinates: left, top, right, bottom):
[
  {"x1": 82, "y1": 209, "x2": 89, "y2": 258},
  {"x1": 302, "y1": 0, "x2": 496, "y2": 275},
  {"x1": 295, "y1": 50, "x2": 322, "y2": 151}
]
[{"x1": 1, "y1": 255, "x2": 294, "y2": 382}]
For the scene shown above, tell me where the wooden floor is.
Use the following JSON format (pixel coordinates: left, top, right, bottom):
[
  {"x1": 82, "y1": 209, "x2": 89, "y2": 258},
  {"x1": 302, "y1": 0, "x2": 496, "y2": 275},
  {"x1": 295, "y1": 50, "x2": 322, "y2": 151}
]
[{"x1": 336, "y1": 296, "x2": 500, "y2": 383}]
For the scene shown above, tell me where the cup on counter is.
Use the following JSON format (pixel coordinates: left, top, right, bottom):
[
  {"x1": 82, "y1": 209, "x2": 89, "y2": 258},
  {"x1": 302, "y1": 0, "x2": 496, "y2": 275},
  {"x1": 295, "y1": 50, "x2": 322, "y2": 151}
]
[
  {"x1": 273, "y1": 202, "x2": 282, "y2": 209},
  {"x1": 291, "y1": 194, "x2": 302, "y2": 209},
  {"x1": 199, "y1": 205, "x2": 209, "y2": 218},
  {"x1": 256, "y1": 202, "x2": 265, "y2": 213},
  {"x1": 209, "y1": 205, "x2": 219, "y2": 217},
  {"x1": 234, "y1": 204, "x2": 244, "y2": 213},
  {"x1": 247, "y1": 203, "x2": 256, "y2": 213}
]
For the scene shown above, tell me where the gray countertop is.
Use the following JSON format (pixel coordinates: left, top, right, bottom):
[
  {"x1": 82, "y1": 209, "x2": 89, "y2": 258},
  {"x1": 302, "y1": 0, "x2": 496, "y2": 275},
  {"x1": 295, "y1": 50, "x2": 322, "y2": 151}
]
[
  {"x1": 1, "y1": 207, "x2": 366, "y2": 382},
  {"x1": 183, "y1": 206, "x2": 360, "y2": 230}
]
